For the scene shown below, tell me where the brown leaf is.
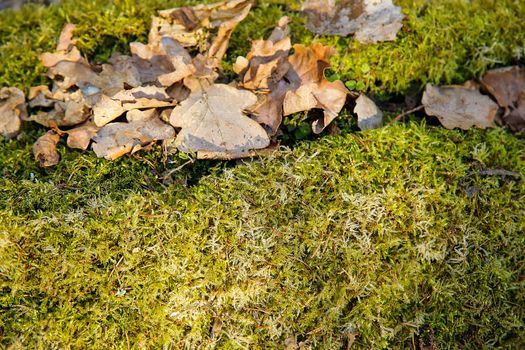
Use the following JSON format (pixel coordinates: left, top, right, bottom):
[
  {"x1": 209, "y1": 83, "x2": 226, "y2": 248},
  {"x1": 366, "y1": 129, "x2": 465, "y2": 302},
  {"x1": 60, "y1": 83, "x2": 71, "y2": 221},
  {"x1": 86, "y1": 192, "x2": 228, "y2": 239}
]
[
  {"x1": 33, "y1": 130, "x2": 61, "y2": 167},
  {"x1": 422, "y1": 83, "x2": 498, "y2": 130},
  {"x1": 354, "y1": 93, "x2": 383, "y2": 130},
  {"x1": 0, "y1": 87, "x2": 26, "y2": 139},
  {"x1": 92, "y1": 117, "x2": 175, "y2": 160},
  {"x1": 27, "y1": 89, "x2": 90, "y2": 127},
  {"x1": 283, "y1": 43, "x2": 348, "y2": 133},
  {"x1": 41, "y1": 24, "x2": 87, "y2": 68},
  {"x1": 169, "y1": 83, "x2": 270, "y2": 155},
  {"x1": 154, "y1": 0, "x2": 253, "y2": 65},
  {"x1": 302, "y1": 0, "x2": 404, "y2": 44},
  {"x1": 235, "y1": 16, "x2": 292, "y2": 135},
  {"x1": 93, "y1": 86, "x2": 176, "y2": 127},
  {"x1": 481, "y1": 66, "x2": 525, "y2": 132},
  {"x1": 66, "y1": 122, "x2": 99, "y2": 150},
  {"x1": 238, "y1": 16, "x2": 291, "y2": 91}
]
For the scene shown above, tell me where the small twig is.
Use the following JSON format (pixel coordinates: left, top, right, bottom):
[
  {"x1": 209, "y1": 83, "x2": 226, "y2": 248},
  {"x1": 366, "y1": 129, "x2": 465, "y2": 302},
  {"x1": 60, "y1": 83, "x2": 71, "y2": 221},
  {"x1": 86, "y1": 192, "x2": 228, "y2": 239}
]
[
  {"x1": 388, "y1": 105, "x2": 424, "y2": 125},
  {"x1": 108, "y1": 255, "x2": 124, "y2": 280}
]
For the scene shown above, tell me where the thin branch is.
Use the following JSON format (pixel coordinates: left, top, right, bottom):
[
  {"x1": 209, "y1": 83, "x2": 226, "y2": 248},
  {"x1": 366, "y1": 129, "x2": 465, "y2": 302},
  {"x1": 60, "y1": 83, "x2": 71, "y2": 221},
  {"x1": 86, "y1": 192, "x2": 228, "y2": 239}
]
[{"x1": 388, "y1": 105, "x2": 424, "y2": 125}]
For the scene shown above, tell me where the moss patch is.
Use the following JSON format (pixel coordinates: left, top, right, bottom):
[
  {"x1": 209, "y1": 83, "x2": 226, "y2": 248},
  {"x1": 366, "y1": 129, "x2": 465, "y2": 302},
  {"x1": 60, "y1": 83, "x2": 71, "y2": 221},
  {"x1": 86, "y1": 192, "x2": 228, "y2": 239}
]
[
  {"x1": 1, "y1": 0, "x2": 525, "y2": 348},
  {"x1": 1, "y1": 123, "x2": 525, "y2": 348}
]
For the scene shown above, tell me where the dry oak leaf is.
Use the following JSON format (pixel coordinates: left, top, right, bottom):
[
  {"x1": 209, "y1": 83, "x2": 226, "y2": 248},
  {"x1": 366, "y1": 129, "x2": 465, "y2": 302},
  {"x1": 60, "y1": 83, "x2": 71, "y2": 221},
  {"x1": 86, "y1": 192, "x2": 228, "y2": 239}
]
[
  {"x1": 301, "y1": 0, "x2": 404, "y2": 44},
  {"x1": 481, "y1": 66, "x2": 525, "y2": 132},
  {"x1": 66, "y1": 122, "x2": 99, "y2": 150},
  {"x1": 169, "y1": 83, "x2": 270, "y2": 156},
  {"x1": 27, "y1": 89, "x2": 91, "y2": 127},
  {"x1": 422, "y1": 83, "x2": 498, "y2": 130},
  {"x1": 0, "y1": 87, "x2": 27, "y2": 139},
  {"x1": 92, "y1": 117, "x2": 175, "y2": 160},
  {"x1": 33, "y1": 130, "x2": 61, "y2": 167},
  {"x1": 153, "y1": 0, "x2": 252, "y2": 62},
  {"x1": 93, "y1": 86, "x2": 176, "y2": 127},
  {"x1": 41, "y1": 23, "x2": 87, "y2": 68},
  {"x1": 235, "y1": 16, "x2": 292, "y2": 135},
  {"x1": 283, "y1": 43, "x2": 348, "y2": 133}
]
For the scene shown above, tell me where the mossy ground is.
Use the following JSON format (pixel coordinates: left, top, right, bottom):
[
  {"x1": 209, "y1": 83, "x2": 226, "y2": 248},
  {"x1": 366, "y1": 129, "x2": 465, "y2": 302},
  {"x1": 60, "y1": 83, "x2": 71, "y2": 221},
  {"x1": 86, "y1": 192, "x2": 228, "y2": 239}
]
[{"x1": 1, "y1": 0, "x2": 525, "y2": 349}]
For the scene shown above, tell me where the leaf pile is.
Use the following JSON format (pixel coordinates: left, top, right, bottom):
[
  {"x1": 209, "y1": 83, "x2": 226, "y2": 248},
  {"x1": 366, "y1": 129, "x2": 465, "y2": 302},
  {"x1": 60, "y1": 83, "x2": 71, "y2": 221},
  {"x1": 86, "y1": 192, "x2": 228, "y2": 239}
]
[{"x1": 0, "y1": 0, "x2": 351, "y2": 166}]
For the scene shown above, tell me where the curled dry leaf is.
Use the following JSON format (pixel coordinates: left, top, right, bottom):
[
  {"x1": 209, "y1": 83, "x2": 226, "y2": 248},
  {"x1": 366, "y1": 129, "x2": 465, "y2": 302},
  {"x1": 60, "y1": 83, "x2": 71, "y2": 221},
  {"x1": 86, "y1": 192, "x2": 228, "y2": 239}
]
[
  {"x1": 33, "y1": 130, "x2": 61, "y2": 167},
  {"x1": 153, "y1": 0, "x2": 252, "y2": 64},
  {"x1": 66, "y1": 122, "x2": 99, "y2": 150},
  {"x1": 354, "y1": 94, "x2": 383, "y2": 130},
  {"x1": 0, "y1": 87, "x2": 27, "y2": 139},
  {"x1": 41, "y1": 23, "x2": 87, "y2": 68},
  {"x1": 27, "y1": 89, "x2": 90, "y2": 127},
  {"x1": 236, "y1": 16, "x2": 292, "y2": 135},
  {"x1": 283, "y1": 43, "x2": 348, "y2": 133},
  {"x1": 422, "y1": 83, "x2": 498, "y2": 130},
  {"x1": 169, "y1": 83, "x2": 270, "y2": 156},
  {"x1": 92, "y1": 117, "x2": 175, "y2": 160},
  {"x1": 301, "y1": 0, "x2": 404, "y2": 44},
  {"x1": 481, "y1": 66, "x2": 525, "y2": 132},
  {"x1": 93, "y1": 86, "x2": 176, "y2": 127}
]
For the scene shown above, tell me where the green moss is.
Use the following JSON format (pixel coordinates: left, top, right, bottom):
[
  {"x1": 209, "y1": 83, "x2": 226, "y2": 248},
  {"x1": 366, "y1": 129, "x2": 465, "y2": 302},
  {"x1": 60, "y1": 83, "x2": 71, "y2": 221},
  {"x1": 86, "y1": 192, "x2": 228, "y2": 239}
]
[
  {"x1": 1, "y1": 123, "x2": 524, "y2": 348},
  {"x1": 1, "y1": 0, "x2": 525, "y2": 348}
]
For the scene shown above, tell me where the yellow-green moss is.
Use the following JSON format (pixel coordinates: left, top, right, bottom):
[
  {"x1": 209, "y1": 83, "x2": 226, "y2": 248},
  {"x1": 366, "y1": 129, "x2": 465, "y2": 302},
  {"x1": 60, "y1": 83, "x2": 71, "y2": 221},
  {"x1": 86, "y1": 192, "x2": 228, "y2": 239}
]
[{"x1": 1, "y1": 0, "x2": 525, "y2": 348}]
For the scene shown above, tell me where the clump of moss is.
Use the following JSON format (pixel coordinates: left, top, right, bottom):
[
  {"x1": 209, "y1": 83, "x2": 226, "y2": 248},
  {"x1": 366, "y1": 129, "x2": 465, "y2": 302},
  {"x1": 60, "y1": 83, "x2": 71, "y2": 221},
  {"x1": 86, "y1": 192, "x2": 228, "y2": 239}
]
[{"x1": 1, "y1": 122, "x2": 524, "y2": 348}]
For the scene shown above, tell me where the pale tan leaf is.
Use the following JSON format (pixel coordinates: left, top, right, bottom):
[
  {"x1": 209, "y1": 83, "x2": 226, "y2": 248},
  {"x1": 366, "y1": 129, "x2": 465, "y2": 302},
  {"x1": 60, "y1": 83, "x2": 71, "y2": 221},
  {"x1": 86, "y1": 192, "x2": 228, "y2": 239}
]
[
  {"x1": 92, "y1": 117, "x2": 175, "y2": 160},
  {"x1": 0, "y1": 87, "x2": 26, "y2": 139},
  {"x1": 169, "y1": 83, "x2": 270, "y2": 154},
  {"x1": 422, "y1": 83, "x2": 498, "y2": 130},
  {"x1": 33, "y1": 130, "x2": 60, "y2": 167},
  {"x1": 126, "y1": 108, "x2": 158, "y2": 122},
  {"x1": 41, "y1": 24, "x2": 87, "y2": 68},
  {"x1": 354, "y1": 93, "x2": 383, "y2": 130},
  {"x1": 27, "y1": 89, "x2": 90, "y2": 127},
  {"x1": 302, "y1": 0, "x2": 404, "y2": 44},
  {"x1": 93, "y1": 86, "x2": 175, "y2": 127}
]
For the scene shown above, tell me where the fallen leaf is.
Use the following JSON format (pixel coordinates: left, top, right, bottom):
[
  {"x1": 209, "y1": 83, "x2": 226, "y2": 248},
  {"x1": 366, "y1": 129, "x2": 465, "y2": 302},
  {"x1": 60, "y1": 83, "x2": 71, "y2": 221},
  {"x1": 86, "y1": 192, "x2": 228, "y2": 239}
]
[
  {"x1": 422, "y1": 83, "x2": 498, "y2": 130},
  {"x1": 169, "y1": 83, "x2": 270, "y2": 155},
  {"x1": 126, "y1": 108, "x2": 158, "y2": 122},
  {"x1": 302, "y1": 0, "x2": 404, "y2": 44},
  {"x1": 92, "y1": 117, "x2": 175, "y2": 160},
  {"x1": 40, "y1": 23, "x2": 87, "y2": 67},
  {"x1": 236, "y1": 16, "x2": 292, "y2": 135},
  {"x1": 33, "y1": 130, "x2": 61, "y2": 167},
  {"x1": 481, "y1": 66, "x2": 525, "y2": 132},
  {"x1": 0, "y1": 87, "x2": 26, "y2": 139},
  {"x1": 154, "y1": 0, "x2": 253, "y2": 63},
  {"x1": 283, "y1": 43, "x2": 348, "y2": 133},
  {"x1": 27, "y1": 89, "x2": 90, "y2": 127},
  {"x1": 354, "y1": 94, "x2": 383, "y2": 130},
  {"x1": 66, "y1": 122, "x2": 99, "y2": 150},
  {"x1": 93, "y1": 86, "x2": 176, "y2": 127}
]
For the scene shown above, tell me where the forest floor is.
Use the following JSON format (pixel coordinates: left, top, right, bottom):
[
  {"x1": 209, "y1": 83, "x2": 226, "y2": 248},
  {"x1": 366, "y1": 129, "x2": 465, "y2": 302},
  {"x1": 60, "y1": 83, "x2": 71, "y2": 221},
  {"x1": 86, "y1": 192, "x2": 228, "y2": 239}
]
[{"x1": 1, "y1": 0, "x2": 524, "y2": 348}]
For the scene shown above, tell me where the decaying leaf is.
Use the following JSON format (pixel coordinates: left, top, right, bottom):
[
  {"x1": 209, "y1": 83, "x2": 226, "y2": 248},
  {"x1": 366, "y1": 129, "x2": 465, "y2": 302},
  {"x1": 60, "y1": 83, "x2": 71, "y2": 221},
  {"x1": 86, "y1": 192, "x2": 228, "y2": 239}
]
[
  {"x1": 28, "y1": 89, "x2": 91, "y2": 127},
  {"x1": 283, "y1": 43, "x2": 348, "y2": 133},
  {"x1": 153, "y1": 0, "x2": 252, "y2": 63},
  {"x1": 66, "y1": 122, "x2": 99, "y2": 150},
  {"x1": 236, "y1": 16, "x2": 292, "y2": 135},
  {"x1": 301, "y1": 0, "x2": 404, "y2": 44},
  {"x1": 93, "y1": 86, "x2": 176, "y2": 127},
  {"x1": 92, "y1": 117, "x2": 175, "y2": 160},
  {"x1": 481, "y1": 66, "x2": 525, "y2": 132},
  {"x1": 422, "y1": 83, "x2": 498, "y2": 130},
  {"x1": 0, "y1": 87, "x2": 26, "y2": 139},
  {"x1": 40, "y1": 23, "x2": 87, "y2": 68},
  {"x1": 354, "y1": 94, "x2": 383, "y2": 130},
  {"x1": 170, "y1": 83, "x2": 270, "y2": 156},
  {"x1": 33, "y1": 130, "x2": 61, "y2": 167}
]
